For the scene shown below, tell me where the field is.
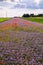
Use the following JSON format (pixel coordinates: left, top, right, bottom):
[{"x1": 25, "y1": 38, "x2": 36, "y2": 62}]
[
  {"x1": 0, "y1": 18, "x2": 43, "y2": 65},
  {"x1": 23, "y1": 17, "x2": 43, "y2": 23},
  {"x1": 0, "y1": 18, "x2": 10, "y2": 23}
]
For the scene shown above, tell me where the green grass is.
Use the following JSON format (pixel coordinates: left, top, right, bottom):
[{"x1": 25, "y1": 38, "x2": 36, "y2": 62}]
[
  {"x1": 23, "y1": 17, "x2": 43, "y2": 24},
  {"x1": 0, "y1": 18, "x2": 10, "y2": 23}
]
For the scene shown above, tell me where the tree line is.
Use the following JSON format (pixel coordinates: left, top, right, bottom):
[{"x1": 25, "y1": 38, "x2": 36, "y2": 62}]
[{"x1": 22, "y1": 14, "x2": 43, "y2": 17}]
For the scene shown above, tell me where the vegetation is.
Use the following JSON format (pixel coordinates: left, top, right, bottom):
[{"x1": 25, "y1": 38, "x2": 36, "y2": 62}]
[
  {"x1": 0, "y1": 18, "x2": 10, "y2": 23},
  {"x1": 0, "y1": 17, "x2": 43, "y2": 65},
  {"x1": 22, "y1": 14, "x2": 30, "y2": 17},
  {"x1": 22, "y1": 13, "x2": 43, "y2": 17},
  {"x1": 22, "y1": 13, "x2": 43, "y2": 23},
  {"x1": 0, "y1": 31, "x2": 43, "y2": 65},
  {"x1": 23, "y1": 17, "x2": 43, "y2": 23}
]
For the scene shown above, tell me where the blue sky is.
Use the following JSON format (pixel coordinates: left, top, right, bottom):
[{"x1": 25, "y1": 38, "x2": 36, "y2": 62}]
[
  {"x1": 0, "y1": 0, "x2": 43, "y2": 17},
  {"x1": 0, "y1": 0, "x2": 43, "y2": 9}
]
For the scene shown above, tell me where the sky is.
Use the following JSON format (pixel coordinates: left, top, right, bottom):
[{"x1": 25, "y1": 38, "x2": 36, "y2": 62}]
[{"x1": 0, "y1": 0, "x2": 43, "y2": 17}]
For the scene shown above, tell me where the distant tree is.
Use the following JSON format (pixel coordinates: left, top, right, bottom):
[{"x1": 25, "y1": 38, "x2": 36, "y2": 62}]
[
  {"x1": 37, "y1": 14, "x2": 43, "y2": 17},
  {"x1": 22, "y1": 14, "x2": 30, "y2": 17},
  {"x1": 30, "y1": 14, "x2": 34, "y2": 17},
  {"x1": 22, "y1": 13, "x2": 43, "y2": 17}
]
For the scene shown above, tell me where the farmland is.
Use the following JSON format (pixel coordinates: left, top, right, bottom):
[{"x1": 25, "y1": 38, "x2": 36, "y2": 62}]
[
  {"x1": 0, "y1": 18, "x2": 43, "y2": 65},
  {"x1": 23, "y1": 17, "x2": 43, "y2": 24},
  {"x1": 0, "y1": 18, "x2": 10, "y2": 23}
]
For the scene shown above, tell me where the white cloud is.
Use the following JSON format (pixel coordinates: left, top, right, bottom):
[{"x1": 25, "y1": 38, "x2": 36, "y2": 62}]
[
  {"x1": 14, "y1": 0, "x2": 20, "y2": 2},
  {"x1": 34, "y1": 0, "x2": 40, "y2": 5},
  {"x1": 0, "y1": 8, "x2": 43, "y2": 17},
  {"x1": 0, "y1": 0, "x2": 43, "y2": 17},
  {"x1": 0, "y1": 0, "x2": 42, "y2": 9}
]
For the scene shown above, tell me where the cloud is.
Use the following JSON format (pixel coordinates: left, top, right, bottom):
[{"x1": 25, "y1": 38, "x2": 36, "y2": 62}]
[
  {"x1": 11, "y1": 0, "x2": 38, "y2": 9},
  {"x1": 0, "y1": 0, "x2": 43, "y2": 9},
  {"x1": 0, "y1": 1, "x2": 13, "y2": 9},
  {"x1": 0, "y1": 0, "x2": 3, "y2": 1},
  {"x1": 34, "y1": 0, "x2": 40, "y2": 5},
  {"x1": 39, "y1": 0, "x2": 43, "y2": 9}
]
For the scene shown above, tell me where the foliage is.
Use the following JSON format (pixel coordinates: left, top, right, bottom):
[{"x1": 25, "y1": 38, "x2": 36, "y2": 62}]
[
  {"x1": 22, "y1": 13, "x2": 43, "y2": 17},
  {"x1": 22, "y1": 14, "x2": 30, "y2": 17}
]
